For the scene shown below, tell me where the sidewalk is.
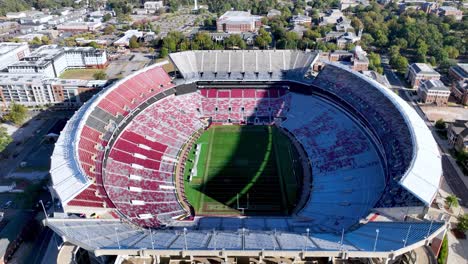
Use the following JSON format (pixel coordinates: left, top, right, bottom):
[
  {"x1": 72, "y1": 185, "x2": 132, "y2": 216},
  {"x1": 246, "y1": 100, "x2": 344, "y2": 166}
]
[{"x1": 447, "y1": 231, "x2": 468, "y2": 264}]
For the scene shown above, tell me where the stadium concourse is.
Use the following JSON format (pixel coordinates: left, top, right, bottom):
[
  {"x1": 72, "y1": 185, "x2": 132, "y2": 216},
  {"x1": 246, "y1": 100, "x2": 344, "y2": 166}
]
[{"x1": 46, "y1": 50, "x2": 446, "y2": 262}]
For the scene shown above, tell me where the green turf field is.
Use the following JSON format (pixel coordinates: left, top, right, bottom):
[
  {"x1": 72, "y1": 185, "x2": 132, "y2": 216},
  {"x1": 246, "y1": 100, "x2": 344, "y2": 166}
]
[{"x1": 183, "y1": 125, "x2": 302, "y2": 216}]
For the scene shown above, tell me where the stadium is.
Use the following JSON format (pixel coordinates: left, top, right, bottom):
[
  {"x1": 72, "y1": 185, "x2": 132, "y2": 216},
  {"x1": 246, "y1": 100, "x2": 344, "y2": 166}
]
[{"x1": 47, "y1": 50, "x2": 447, "y2": 263}]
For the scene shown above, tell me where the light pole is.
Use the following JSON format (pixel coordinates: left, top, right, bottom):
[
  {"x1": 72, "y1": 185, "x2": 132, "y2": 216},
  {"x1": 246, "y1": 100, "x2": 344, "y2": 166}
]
[
  {"x1": 150, "y1": 229, "x2": 154, "y2": 250},
  {"x1": 39, "y1": 200, "x2": 48, "y2": 219},
  {"x1": 403, "y1": 225, "x2": 411, "y2": 247},
  {"x1": 115, "y1": 227, "x2": 121, "y2": 249},
  {"x1": 305, "y1": 228, "x2": 310, "y2": 252},
  {"x1": 373, "y1": 229, "x2": 379, "y2": 252},
  {"x1": 183, "y1": 228, "x2": 188, "y2": 250}
]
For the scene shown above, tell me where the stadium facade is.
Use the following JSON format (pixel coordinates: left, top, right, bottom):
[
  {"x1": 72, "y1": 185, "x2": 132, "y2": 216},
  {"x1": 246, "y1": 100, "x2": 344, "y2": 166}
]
[{"x1": 47, "y1": 50, "x2": 445, "y2": 263}]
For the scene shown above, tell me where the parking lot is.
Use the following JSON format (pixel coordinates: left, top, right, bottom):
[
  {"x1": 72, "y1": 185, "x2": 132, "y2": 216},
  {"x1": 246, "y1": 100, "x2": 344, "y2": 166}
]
[{"x1": 106, "y1": 52, "x2": 153, "y2": 79}]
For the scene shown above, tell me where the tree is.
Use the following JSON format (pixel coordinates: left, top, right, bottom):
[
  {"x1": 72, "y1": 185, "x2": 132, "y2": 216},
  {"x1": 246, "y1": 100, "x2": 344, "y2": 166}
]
[
  {"x1": 0, "y1": 127, "x2": 12, "y2": 153},
  {"x1": 255, "y1": 28, "x2": 272, "y2": 49},
  {"x1": 93, "y1": 70, "x2": 107, "y2": 80},
  {"x1": 3, "y1": 103, "x2": 28, "y2": 126},
  {"x1": 160, "y1": 47, "x2": 169, "y2": 58},
  {"x1": 437, "y1": 236, "x2": 448, "y2": 264},
  {"x1": 445, "y1": 194, "x2": 459, "y2": 210},
  {"x1": 88, "y1": 41, "x2": 100, "y2": 49},
  {"x1": 41, "y1": 35, "x2": 51, "y2": 45},
  {"x1": 390, "y1": 53, "x2": 408, "y2": 74},
  {"x1": 435, "y1": 119, "x2": 446, "y2": 130},
  {"x1": 102, "y1": 13, "x2": 112, "y2": 22},
  {"x1": 129, "y1": 35, "x2": 140, "y2": 49},
  {"x1": 368, "y1": 52, "x2": 383, "y2": 74},
  {"x1": 103, "y1": 25, "x2": 116, "y2": 35},
  {"x1": 457, "y1": 214, "x2": 468, "y2": 233},
  {"x1": 29, "y1": 37, "x2": 42, "y2": 46},
  {"x1": 224, "y1": 34, "x2": 246, "y2": 49}
]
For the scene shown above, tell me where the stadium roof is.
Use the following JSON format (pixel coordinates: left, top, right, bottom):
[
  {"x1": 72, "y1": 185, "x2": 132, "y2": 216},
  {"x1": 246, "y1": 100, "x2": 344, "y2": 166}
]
[
  {"x1": 169, "y1": 50, "x2": 319, "y2": 82},
  {"x1": 325, "y1": 63, "x2": 442, "y2": 205},
  {"x1": 45, "y1": 218, "x2": 447, "y2": 258}
]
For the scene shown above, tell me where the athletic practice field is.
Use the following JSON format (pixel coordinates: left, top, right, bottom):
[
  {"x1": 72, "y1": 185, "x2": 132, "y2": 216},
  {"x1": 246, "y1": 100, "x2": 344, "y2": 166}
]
[{"x1": 183, "y1": 125, "x2": 302, "y2": 216}]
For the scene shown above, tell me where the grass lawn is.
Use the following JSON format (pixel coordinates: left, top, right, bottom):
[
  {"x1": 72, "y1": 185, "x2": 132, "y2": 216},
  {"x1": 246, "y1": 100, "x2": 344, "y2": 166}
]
[
  {"x1": 183, "y1": 125, "x2": 302, "y2": 216},
  {"x1": 59, "y1": 69, "x2": 102, "y2": 80}
]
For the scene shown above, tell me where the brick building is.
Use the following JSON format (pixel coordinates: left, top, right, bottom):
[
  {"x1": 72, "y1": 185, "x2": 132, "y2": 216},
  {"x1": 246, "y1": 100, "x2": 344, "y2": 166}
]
[
  {"x1": 406, "y1": 63, "x2": 441, "y2": 88},
  {"x1": 216, "y1": 11, "x2": 262, "y2": 33},
  {"x1": 417, "y1": 79, "x2": 450, "y2": 106}
]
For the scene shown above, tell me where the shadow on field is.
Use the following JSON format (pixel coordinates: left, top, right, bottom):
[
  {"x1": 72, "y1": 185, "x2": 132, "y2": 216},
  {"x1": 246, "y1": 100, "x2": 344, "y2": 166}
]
[{"x1": 184, "y1": 89, "x2": 303, "y2": 216}]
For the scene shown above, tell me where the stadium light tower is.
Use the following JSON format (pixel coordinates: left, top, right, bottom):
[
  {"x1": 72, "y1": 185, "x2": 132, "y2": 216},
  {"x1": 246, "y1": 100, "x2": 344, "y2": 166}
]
[{"x1": 373, "y1": 229, "x2": 379, "y2": 252}]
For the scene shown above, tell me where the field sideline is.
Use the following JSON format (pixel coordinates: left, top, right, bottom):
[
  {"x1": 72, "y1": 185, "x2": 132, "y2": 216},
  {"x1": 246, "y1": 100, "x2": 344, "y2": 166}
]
[{"x1": 183, "y1": 125, "x2": 302, "y2": 216}]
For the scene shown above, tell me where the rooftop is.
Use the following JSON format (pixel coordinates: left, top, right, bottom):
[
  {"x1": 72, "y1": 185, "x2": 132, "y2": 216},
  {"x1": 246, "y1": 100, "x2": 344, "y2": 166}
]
[
  {"x1": 422, "y1": 79, "x2": 449, "y2": 91},
  {"x1": 217, "y1": 11, "x2": 262, "y2": 24},
  {"x1": 0, "y1": 42, "x2": 28, "y2": 56},
  {"x1": 410, "y1": 63, "x2": 440, "y2": 76}
]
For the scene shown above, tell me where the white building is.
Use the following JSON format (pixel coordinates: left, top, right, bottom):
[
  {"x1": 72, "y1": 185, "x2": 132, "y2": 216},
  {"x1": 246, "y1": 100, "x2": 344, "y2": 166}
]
[
  {"x1": 291, "y1": 15, "x2": 312, "y2": 25},
  {"x1": 57, "y1": 22, "x2": 102, "y2": 32},
  {"x1": 0, "y1": 42, "x2": 30, "y2": 71},
  {"x1": 0, "y1": 73, "x2": 106, "y2": 107},
  {"x1": 144, "y1": 1, "x2": 164, "y2": 13},
  {"x1": 7, "y1": 45, "x2": 108, "y2": 78},
  {"x1": 113, "y1": 30, "x2": 144, "y2": 47},
  {"x1": 19, "y1": 14, "x2": 53, "y2": 25}
]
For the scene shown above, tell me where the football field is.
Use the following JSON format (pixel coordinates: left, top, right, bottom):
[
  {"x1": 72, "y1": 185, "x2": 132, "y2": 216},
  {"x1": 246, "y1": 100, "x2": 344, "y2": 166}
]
[{"x1": 183, "y1": 125, "x2": 302, "y2": 216}]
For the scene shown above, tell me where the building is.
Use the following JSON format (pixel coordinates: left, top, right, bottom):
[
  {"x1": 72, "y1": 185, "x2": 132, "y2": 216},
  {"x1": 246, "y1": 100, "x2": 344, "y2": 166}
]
[
  {"x1": 113, "y1": 30, "x2": 144, "y2": 47},
  {"x1": 314, "y1": 48, "x2": 369, "y2": 72},
  {"x1": 267, "y1": 9, "x2": 281, "y2": 18},
  {"x1": 448, "y1": 119, "x2": 468, "y2": 151},
  {"x1": 19, "y1": 14, "x2": 53, "y2": 25},
  {"x1": 451, "y1": 80, "x2": 468, "y2": 105},
  {"x1": 0, "y1": 73, "x2": 106, "y2": 107},
  {"x1": 209, "y1": 32, "x2": 256, "y2": 46},
  {"x1": 351, "y1": 45, "x2": 369, "y2": 72},
  {"x1": 57, "y1": 22, "x2": 102, "y2": 32},
  {"x1": 216, "y1": 11, "x2": 262, "y2": 33},
  {"x1": 418, "y1": 79, "x2": 450, "y2": 105},
  {"x1": 319, "y1": 9, "x2": 345, "y2": 25},
  {"x1": 438, "y1": 6, "x2": 463, "y2": 20},
  {"x1": 339, "y1": 0, "x2": 370, "y2": 10},
  {"x1": 144, "y1": 1, "x2": 164, "y2": 13},
  {"x1": 291, "y1": 15, "x2": 312, "y2": 26},
  {"x1": 0, "y1": 22, "x2": 19, "y2": 36},
  {"x1": 7, "y1": 45, "x2": 108, "y2": 78},
  {"x1": 406, "y1": 63, "x2": 441, "y2": 88},
  {"x1": 0, "y1": 42, "x2": 30, "y2": 71},
  {"x1": 449, "y1": 63, "x2": 468, "y2": 82},
  {"x1": 5, "y1": 11, "x2": 43, "y2": 19}
]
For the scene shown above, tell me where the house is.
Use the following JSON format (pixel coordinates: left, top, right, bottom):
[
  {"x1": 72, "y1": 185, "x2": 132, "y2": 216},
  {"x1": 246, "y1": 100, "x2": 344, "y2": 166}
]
[
  {"x1": 291, "y1": 15, "x2": 312, "y2": 26},
  {"x1": 216, "y1": 11, "x2": 262, "y2": 33},
  {"x1": 449, "y1": 63, "x2": 468, "y2": 82},
  {"x1": 406, "y1": 63, "x2": 441, "y2": 88},
  {"x1": 448, "y1": 120, "x2": 468, "y2": 152},
  {"x1": 417, "y1": 79, "x2": 450, "y2": 106},
  {"x1": 319, "y1": 9, "x2": 345, "y2": 25},
  {"x1": 267, "y1": 9, "x2": 282, "y2": 18}
]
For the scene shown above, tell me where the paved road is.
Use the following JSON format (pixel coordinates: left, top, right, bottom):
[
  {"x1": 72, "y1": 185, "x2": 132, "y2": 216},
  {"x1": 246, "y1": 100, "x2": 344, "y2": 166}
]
[
  {"x1": 30, "y1": 227, "x2": 54, "y2": 264},
  {"x1": 382, "y1": 56, "x2": 468, "y2": 206}
]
